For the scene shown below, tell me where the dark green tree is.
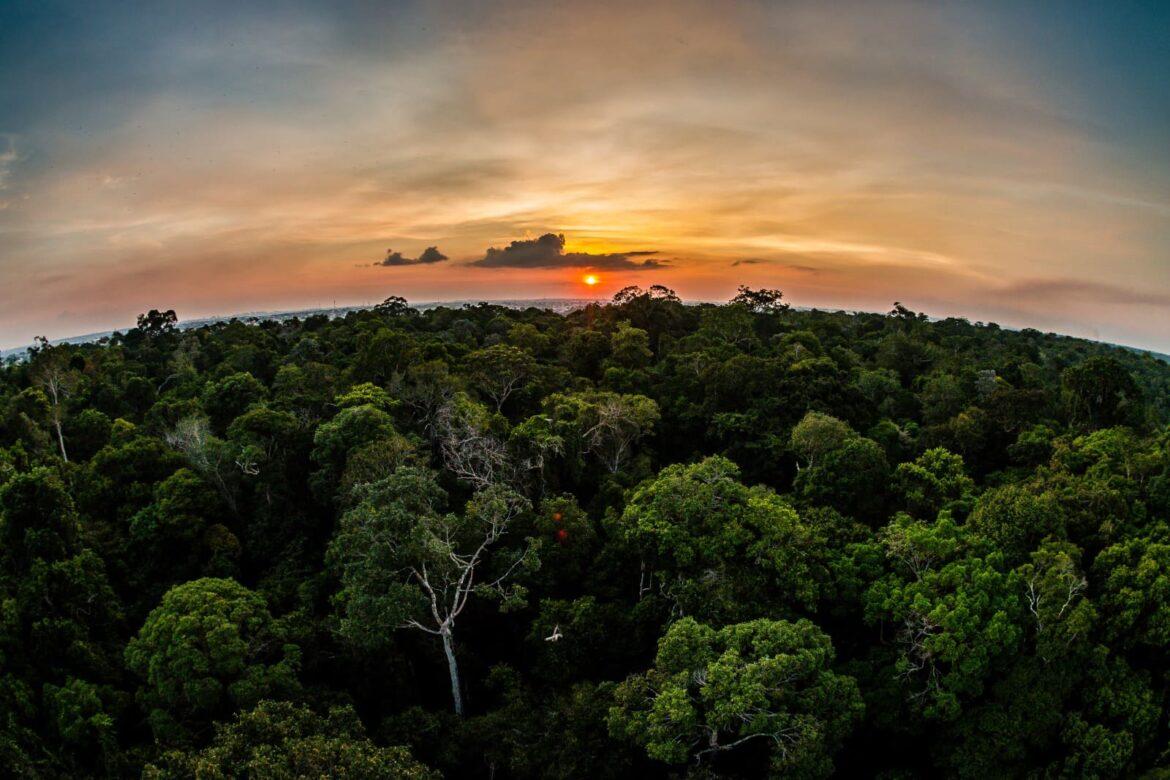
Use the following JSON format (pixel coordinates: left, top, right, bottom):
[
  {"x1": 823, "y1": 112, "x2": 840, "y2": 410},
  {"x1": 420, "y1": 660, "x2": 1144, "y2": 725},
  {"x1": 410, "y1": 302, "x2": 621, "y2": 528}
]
[
  {"x1": 124, "y1": 578, "x2": 300, "y2": 743},
  {"x1": 143, "y1": 700, "x2": 435, "y2": 779}
]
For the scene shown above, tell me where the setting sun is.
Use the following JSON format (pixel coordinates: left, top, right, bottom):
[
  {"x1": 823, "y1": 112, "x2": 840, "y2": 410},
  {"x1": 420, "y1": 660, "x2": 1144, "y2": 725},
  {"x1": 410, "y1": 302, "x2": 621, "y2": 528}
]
[{"x1": 583, "y1": 274, "x2": 599, "y2": 286}]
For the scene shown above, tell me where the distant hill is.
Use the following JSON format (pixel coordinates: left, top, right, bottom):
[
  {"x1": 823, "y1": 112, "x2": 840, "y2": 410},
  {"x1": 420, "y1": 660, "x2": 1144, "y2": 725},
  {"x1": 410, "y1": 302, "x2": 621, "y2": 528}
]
[{"x1": 1118, "y1": 344, "x2": 1170, "y2": 363}]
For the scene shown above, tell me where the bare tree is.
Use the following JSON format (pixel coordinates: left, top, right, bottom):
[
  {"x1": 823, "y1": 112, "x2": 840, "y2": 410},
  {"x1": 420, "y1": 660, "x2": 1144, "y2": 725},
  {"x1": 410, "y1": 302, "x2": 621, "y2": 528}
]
[
  {"x1": 32, "y1": 340, "x2": 79, "y2": 463},
  {"x1": 1023, "y1": 544, "x2": 1089, "y2": 661},
  {"x1": 40, "y1": 368, "x2": 76, "y2": 463},
  {"x1": 582, "y1": 393, "x2": 660, "y2": 474},
  {"x1": 435, "y1": 393, "x2": 512, "y2": 489},
  {"x1": 402, "y1": 486, "x2": 534, "y2": 715},
  {"x1": 898, "y1": 611, "x2": 943, "y2": 703},
  {"x1": 165, "y1": 415, "x2": 238, "y2": 513}
]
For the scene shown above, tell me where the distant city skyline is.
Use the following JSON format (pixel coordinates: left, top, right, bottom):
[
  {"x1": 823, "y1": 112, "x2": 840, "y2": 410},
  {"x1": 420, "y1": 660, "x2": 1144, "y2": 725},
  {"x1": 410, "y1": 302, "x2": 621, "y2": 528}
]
[{"x1": 2, "y1": 0, "x2": 1168, "y2": 350}]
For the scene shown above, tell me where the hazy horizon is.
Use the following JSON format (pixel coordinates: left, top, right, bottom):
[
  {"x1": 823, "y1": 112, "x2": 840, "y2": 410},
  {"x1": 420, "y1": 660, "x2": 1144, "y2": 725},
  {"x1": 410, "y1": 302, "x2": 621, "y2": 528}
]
[
  {"x1": 5, "y1": 294, "x2": 1169, "y2": 360},
  {"x1": 2, "y1": 1, "x2": 1168, "y2": 350}
]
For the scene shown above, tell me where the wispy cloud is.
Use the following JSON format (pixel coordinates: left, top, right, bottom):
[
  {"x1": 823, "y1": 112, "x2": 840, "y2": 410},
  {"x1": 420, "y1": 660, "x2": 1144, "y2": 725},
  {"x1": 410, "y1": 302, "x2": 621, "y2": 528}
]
[
  {"x1": 731, "y1": 258, "x2": 822, "y2": 274},
  {"x1": 0, "y1": 136, "x2": 17, "y2": 190}
]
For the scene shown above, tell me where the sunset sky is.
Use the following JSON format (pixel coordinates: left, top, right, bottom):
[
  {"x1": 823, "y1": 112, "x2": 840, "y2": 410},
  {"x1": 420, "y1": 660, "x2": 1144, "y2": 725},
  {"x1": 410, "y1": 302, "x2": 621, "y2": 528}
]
[{"x1": 1, "y1": 0, "x2": 1168, "y2": 350}]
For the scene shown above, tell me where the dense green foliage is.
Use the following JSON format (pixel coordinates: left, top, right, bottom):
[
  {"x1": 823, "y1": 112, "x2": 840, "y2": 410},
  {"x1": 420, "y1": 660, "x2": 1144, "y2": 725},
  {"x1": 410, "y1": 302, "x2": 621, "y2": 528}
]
[{"x1": 2, "y1": 288, "x2": 1170, "y2": 777}]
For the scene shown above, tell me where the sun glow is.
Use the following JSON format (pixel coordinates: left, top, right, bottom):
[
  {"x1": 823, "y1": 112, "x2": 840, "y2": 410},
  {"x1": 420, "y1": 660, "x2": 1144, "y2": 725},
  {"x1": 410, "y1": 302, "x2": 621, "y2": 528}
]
[{"x1": 583, "y1": 274, "x2": 599, "y2": 286}]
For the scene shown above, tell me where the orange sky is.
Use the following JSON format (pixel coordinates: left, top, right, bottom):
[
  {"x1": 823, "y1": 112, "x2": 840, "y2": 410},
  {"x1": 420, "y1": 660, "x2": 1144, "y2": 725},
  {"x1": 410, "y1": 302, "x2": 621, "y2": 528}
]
[{"x1": 1, "y1": 0, "x2": 1168, "y2": 350}]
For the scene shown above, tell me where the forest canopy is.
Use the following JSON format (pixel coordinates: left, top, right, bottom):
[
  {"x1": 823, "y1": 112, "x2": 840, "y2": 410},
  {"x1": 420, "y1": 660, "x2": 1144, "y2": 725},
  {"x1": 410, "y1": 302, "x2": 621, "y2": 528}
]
[{"x1": 2, "y1": 287, "x2": 1170, "y2": 777}]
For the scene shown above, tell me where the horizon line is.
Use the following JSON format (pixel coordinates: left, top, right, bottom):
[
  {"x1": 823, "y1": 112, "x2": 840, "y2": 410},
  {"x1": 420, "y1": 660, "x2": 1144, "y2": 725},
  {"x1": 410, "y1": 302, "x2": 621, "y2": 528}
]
[{"x1": 4, "y1": 296, "x2": 1167, "y2": 362}]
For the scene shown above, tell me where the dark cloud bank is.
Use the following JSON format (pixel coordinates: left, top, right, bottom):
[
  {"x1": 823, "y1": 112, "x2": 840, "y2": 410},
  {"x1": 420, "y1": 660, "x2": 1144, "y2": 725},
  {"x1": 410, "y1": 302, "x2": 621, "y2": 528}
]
[
  {"x1": 472, "y1": 233, "x2": 666, "y2": 270},
  {"x1": 377, "y1": 246, "x2": 448, "y2": 266}
]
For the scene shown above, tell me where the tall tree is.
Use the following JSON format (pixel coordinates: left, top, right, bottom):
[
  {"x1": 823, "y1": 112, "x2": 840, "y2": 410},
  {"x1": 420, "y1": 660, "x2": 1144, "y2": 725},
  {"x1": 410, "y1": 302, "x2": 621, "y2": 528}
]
[
  {"x1": 327, "y1": 468, "x2": 538, "y2": 715},
  {"x1": 30, "y1": 339, "x2": 79, "y2": 462}
]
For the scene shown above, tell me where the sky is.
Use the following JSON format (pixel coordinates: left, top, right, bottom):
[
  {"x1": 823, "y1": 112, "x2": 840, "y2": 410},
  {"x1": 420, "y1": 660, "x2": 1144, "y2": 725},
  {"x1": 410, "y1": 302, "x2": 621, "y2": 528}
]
[{"x1": 1, "y1": 0, "x2": 1168, "y2": 350}]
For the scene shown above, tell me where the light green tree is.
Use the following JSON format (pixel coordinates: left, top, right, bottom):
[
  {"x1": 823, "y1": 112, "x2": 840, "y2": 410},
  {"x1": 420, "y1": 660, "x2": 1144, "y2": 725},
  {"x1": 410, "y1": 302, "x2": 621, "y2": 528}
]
[
  {"x1": 124, "y1": 578, "x2": 300, "y2": 742},
  {"x1": 609, "y1": 616, "x2": 862, "y2": 777},
  {"x1": 615, "y1": 455, "x2": 828, "y2": 619}
]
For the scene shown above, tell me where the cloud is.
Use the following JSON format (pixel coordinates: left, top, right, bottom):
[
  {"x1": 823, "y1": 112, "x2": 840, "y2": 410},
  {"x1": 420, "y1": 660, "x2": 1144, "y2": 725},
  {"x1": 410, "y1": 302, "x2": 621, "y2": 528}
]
[
  {"x1": 731, "y1": 258, "x2": 821, "y2": 274},
  {"x1": 377, "y1": 246, "x2": 448, "y2": 266},
  {"x1": 0, "y1": 136, "x2": 17, "y2": 190},
  {"x1": 996, "y1": 277, "x2": 1170, "y2": 307},
  {"x1": 472, "y1": 233, "x2": 667, "y2": 270}
]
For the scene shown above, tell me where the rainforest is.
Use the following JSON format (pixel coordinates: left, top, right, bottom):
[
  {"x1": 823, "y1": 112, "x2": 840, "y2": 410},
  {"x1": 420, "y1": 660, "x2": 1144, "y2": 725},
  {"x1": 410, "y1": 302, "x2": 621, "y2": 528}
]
[{"x1": 2, "y1": 287, "x2": 1170, "y2": 777}]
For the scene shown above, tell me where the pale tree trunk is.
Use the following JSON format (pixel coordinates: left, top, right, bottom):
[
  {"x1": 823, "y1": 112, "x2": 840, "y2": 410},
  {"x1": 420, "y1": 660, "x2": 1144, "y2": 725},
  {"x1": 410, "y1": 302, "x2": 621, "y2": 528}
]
[
  {"x1": 441, "y1": 627, "x2": 464, "y2": 716},
  {"x1": 45, "y1": 378, "x2": 68, "y2": 463},
  {"x1": 53, "y1": 418, "x2": 68, "y2": 463}
]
